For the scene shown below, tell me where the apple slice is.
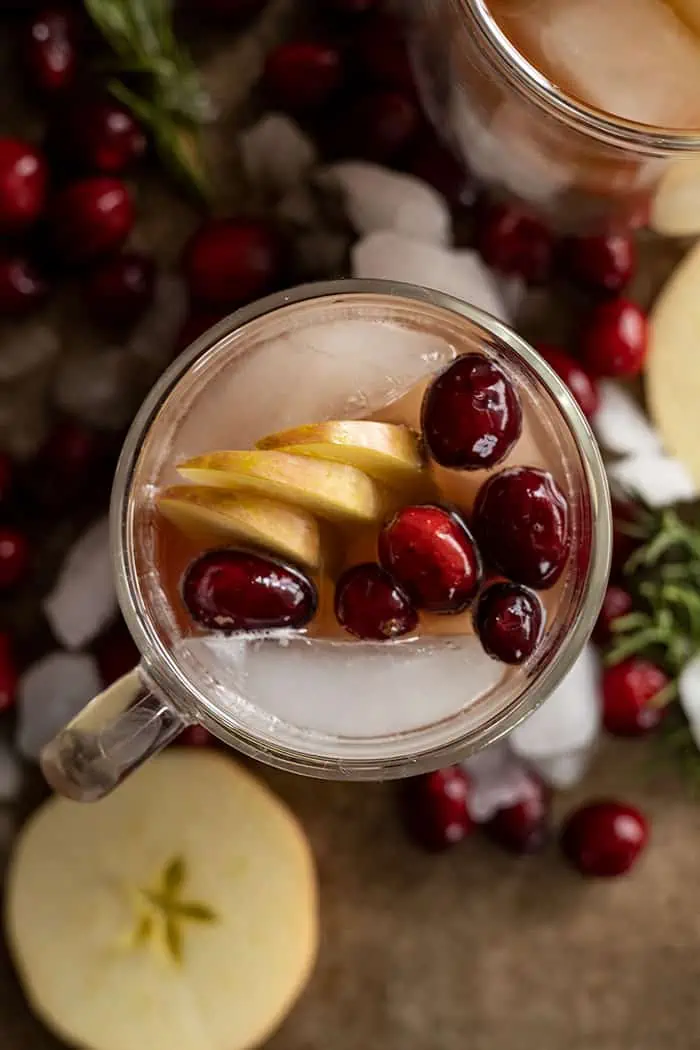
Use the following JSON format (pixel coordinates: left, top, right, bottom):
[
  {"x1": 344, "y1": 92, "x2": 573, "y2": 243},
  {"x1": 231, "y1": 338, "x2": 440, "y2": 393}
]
[
  {"x1": 650, "y1": 158, "x2": 700, "y2": 238},
  {"x1": 256, "y1": 420, "x2": 424, "y2": 487},
  {"x1": 646, "y1": 239, "x2": 700, "y2": 486},
  {"x1": 177, "y1": 450, "x2": 385, "y2": 524},
  {"x1": 158, "y1": 486, "x2": 322, "y2": 571},
  {"x1": 6, "y1": 750, "x2": 318, "y2": 1050}
]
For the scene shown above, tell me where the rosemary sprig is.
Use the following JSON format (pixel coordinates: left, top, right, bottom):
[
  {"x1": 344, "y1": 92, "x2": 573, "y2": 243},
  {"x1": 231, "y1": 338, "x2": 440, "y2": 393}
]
[{"x1": 84, "y1": 0, "x2": 212, "y2": 201}]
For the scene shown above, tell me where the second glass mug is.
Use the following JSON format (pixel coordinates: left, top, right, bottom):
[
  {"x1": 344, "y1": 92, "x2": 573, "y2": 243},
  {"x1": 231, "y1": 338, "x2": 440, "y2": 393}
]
[
  {"x1": 402, "y1": 0, "x2": 700, "y2": 233},
  {"x1": 41, "y1": 280, "x2": 612, "y2": 802}
]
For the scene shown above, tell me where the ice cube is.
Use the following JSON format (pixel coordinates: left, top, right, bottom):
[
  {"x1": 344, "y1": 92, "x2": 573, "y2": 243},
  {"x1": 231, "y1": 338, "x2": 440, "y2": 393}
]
[
  {"x1": 320, "y1": 162, "x2": 451, "y2": 245},
  {"x1": 0, "y1": 320, "x2": 60, "y2": 381},
  {"x1": 506, "y1": 0, "x2": 700, "y2": 127},
  {"x1": 43, "y1": 518, "x2": 117, "y2": 651},
  {"x1": 241, "y1": 113, "x2": 318, "y2": 198},
  {"x1": 0, "y1": 739, "x2": 23, "y2": 801},
  {"x1": 17, "y1": 651, "x2": 102, "y2": 760},
  {"x1": 127, "y1": 274, "x2": 188, "y2": 376},
  {"x1": 510, "y1": 645, "x2": 601, "y2": 759},
  {"x1": 608, "y1": 452, "x2": 698, "y2": 507},
  {"x1": 352, "y1": 232, "x2": 510, "y2": 321},
  {"x1": 183, "y1": 635, "x2": 503, "y2": 747},
  {"x1": 530, "y1": 751, "x2": 590, "y2": 789},
  {"x1": 593, "y1": 381, "x2": 662, "y2": 456},
  {"x1": 168, "y1": 316, "x2": 456, "y2": 460},
  {"x1": 461, "y1": 744, "x2": 537, "y2": 822},
  {"x1": 679, "y1": 653, "x2": 700, "y2": 726},
  {"x1": 53, "y1": 347, "x2": 133, "y2": 430}
]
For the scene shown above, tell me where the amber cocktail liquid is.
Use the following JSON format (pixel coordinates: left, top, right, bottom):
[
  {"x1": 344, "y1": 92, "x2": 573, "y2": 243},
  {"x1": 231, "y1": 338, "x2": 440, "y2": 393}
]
[{"x1": 128, "y1": 288, "x2": 597, "y2": 752}]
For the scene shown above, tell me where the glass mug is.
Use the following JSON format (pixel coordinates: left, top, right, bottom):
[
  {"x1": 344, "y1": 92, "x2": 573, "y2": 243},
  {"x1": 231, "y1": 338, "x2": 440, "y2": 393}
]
[
  {"x1": 403, "y1": 0, "x2": 700, "y2": 233},
  {"x1": 41, "y1": 280, "x2": 612, "y2": 802}
]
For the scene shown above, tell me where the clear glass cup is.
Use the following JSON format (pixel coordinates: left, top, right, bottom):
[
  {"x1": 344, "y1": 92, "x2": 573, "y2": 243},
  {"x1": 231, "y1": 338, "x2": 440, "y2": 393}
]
[
  {"x1": 403, "y1": 0, "x2": 700, "y2": 233},
  {"x1": 41, "y1": 280, "x2": 611, "y2": 802}
]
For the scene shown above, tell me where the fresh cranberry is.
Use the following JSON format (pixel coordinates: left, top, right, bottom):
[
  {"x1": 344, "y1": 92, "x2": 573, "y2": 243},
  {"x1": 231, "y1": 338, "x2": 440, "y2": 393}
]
[
  {"x1": 264, "y1": 40, "x2": 343, "y2": 111},
  {"x1": 83, "y1": 251, "x2": 155, "y2": 327},
  {"x1": 182, "y1": 549, "x2": 317, "y2": 632},
  {"x1": 182, "y1": 218, "x2": 282, "y2": 309},
  {"x1": 355, "y1": 13, "x2": 414, "y2": 92},
  {"x1": 0, "y1": 255, "x2": 48, "y2": 316},
  {"x1": 399, "y1": 766, "x2": 473, "y2": 852},
  {"x1": 340, "y1": 90, "x2": 419, "y2": 162},
  {"x1": 0, "y1": 527, "x2": 29, "y2": 588},
  {"x1": 536, "y1": 342, "x2": 599, "y2": 421},
  {"x1": 407, "y1": 133, "x2": 477, "y2": 210},
  {"x1": 474, "y1": 582, "x2": 544, "y2": 665},
  {"x1": 0, "y1": 633, "x2": 18, "y2": 712},
  {"x1": 563, "y1": 233, "x2": 635, "y2": 296},
  {"x1": 610, "y1": 496, "x2": 641, "y2": 578},
  {"x1": 483, "y1": 772, "x2": 551, "y2": 853},
  {"x1": 560, "y1": 800, "x2": 648, "y2": 877},
  {"x1": 0, "y1": 139, "x2": 47, "y2": 233},
  {"x1": 476, "y1": 201, "x2": 554, "y2": 285},
  {"x1": 378, "y1": 505, "x2": 482, "y2": 614},
  {"x1": 32, "y1": 417, "x2": 102, "y2": 505},
  {"x1": 335, "y1": 563, "x2": 418, "y2": 640},
  {"x1": 93, "y1": 618, "x2": 140, "y2": 687},
  {"x1": 593, "y1": 584, "x2": 634, "y2": 645},
  {"x1": 474, "y1": 467, "x2": 570, "y2": 590},
  {"x1": 51, "y1": 177, "x2": 134, "y2": 264},
  {"x1": 24, "y1": 5, "x2": 81, "y2": 96},
  {"x1": 581, "y1": 298, "x2": 648, "y2": 378},
  {"x1": 58, "y1": 98, "x2": 146, "y2": 174},
  {"x1": 422, "y1": 354, "x2": 522, "y2": 470},
  {"x1": 601, "y1": 658, "x2": 669, "y2": 737},
  {"x1": 177, "y1": 724, "x2": 216, "y2": 747}
]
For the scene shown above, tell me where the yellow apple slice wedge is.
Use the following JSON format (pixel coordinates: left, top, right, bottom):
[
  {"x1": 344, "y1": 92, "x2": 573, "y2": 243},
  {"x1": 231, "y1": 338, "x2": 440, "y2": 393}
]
[
  {"x1": 646, "y1": 239, "x2": 700, "y2": 484},
  {"x1": 158, "y1": 486, "x2": 321, "y2": 571},
  {"x1": 650, "y1": 157, "x2": 700, "y2": 238},
  {"x1": 256, "y1": 420, "x2": 424, "y2": 487},
  {"x1": 177, "y1": 450, "x2": 385, "y2": 524},
  {"x1": 5, "y1": 750, "x2": 318, "y2": 1050}
]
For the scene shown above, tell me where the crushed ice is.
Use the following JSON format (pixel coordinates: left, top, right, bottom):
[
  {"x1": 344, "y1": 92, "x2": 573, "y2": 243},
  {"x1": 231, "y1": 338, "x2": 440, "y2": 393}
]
[
  {"x1": 17, "y1": 651, "x2": 102, "y2": 760},
  {"x1": 43, "y1": 517, "x2": 117, "y2": 651}
]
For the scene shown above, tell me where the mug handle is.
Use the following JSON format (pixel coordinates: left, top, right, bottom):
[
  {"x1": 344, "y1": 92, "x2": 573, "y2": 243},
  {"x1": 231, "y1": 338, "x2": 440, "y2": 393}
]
[{"x1": 40, "y1": 667, "x2": 189, "y2": 802}]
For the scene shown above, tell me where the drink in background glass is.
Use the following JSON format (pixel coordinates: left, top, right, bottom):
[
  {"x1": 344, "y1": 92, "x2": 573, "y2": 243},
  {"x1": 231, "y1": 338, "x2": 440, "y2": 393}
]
[
  {"x1": 404, "y1": 0, "x2": 700, "y2": 233},
  {"x1": 41, "y1": 282, "x2": 611, "y2": 802}
]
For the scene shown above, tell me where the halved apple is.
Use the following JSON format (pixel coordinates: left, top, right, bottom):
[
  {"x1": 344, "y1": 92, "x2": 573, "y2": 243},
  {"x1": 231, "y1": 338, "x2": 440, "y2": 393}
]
[
  {"x1": 158, "y1": 486, "x2": 321, "y2": 571},
  {"x1": 256, "y1": 420, "x2": 424, "y2": 487},
  {"x1": 5, "y1": 750, "x2": 318, "y2": 1050},
  {"x1": 177, "y1": 450, "x2": 385, "y2": 524},
  {"x1": 646, "y1": 239, "x2": 700, "y2": 485}
]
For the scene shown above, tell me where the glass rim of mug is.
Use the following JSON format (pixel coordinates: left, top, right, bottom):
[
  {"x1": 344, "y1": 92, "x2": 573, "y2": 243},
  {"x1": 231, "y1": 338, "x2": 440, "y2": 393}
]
[
  {"x1": 111, "y1": 279, "x2": 612, "y2": 780},
  {"x1": 461, "y1": 0, "x2": 700, "y2": 154}
]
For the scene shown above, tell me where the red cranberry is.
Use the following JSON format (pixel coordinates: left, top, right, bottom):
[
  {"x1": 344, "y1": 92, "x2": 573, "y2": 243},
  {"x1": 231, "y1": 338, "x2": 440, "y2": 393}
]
[
  {"x1": 581, "y1": 298, "x2": 648, "y2": 378},
  {"x1": 610, "y1": 496, "x2": 641, "y2": 578},
  {"x1": 378, "y1": 505, "x2": 482, "y2": 614},
  {"x1": 560, "y1": 800, "x2": 648, "y2": 877},
  {"x1": 335, "y1": 563, "x2": 418, "y2": 641},
  {"x1": 182, "y1": 218, "x2": 282, "y2": 310},
  {"x1": 474, "y1": 582, "x2": 544, "y2": 665},
  {"x1": 0, "y1": 633, "x2": 18, "y2": 712},
  {"x1": 536, "y1": 342, "x2": 599, "y2": 421},
  {"x1": 177, "y1": 724, "x2": 216, "y2": 747},
  {"x1": 83, "y1": 251, "x2": 155, "y2": 327},
  {"x1": 0, "y1": 138, "x2": 47, "y2": 233},
  {"x1": 601, "y1": 658, "x2": 669, "y2": 737},
  {"x1": 93, "y1": 618, "x2": 140, "y2": 687},
  {"x1": 51, "y1": 177, "x2": 134, "y2": 264},
  {"x1": 593, "y1": 584, "x2": 634, "y2": 645},
  {"x1": 59, "y1": 98, "x2": 146, "y2": 174},
  {"x1": 355, "y1": 13, "x2": 414, "y2": 92},
  {"x1": 264, "y1": 40, "x2": 343, "y2": 111},
  {"x1": 24, "y1": 5, "x2": 80, "y2": 96},
  {"x1": 473, "y1": 467, "x2": 570, "y2": 590},
  {"x1": 0, "y1": 527, "x2": 29, "y2": 588},
  {"x1": 476, "y1": 202, "x2": 554, "y2": 285},
  {"x1": 32, "y1": 418, "x2": 102, "y2": 505},
  {"x1": 341, "y1": 90, "x2": 419, "y2": 163},
  {"x1": 422, "y1": 354, "x2": 522, "y2": 470},
  {"x1": 483, "y1": 772, "x2": 551, "y2": 853},
  {"x1": 0, "y1": 255, "x2": 48, "y2": 316},
  {"x1": 564, "y1": 233, "x2": 635, "y2": 296},
  {"x1": 400, "y1": 766, "x2": 473, "y2": 852},
  {"x1": 407, "y1": 134, "x2": 476, "y2": 210},
  {"x1": 182, "y1": 549, "x2": 317, "y2": 633}
]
